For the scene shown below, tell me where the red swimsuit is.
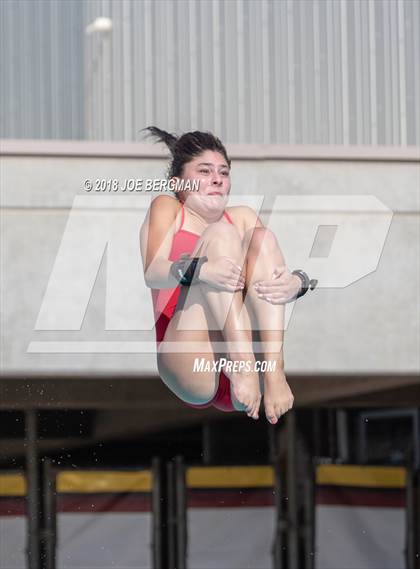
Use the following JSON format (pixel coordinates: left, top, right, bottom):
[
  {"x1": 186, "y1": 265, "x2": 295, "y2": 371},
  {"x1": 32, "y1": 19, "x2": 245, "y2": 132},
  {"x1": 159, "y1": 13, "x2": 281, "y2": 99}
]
[{"x1": 151, "y1": 204, "x2": 235, "y2": 412}]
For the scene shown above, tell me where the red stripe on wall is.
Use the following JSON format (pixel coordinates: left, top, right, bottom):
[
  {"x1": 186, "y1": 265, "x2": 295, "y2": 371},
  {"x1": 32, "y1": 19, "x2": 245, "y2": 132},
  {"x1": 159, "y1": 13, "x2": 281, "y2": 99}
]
[
  {"x1": 0, "y1": 494, "x2": 153, "y2": 516},
  {"x1": 57, "y1": 493, "x2": 152, "y2": 513},
  {"x1": 0, "y1": 498, "x2": 25, "y2": 516},
  {"x1": 187, "y1": 488, "x2": 276, "y2": 508},
  {"x1": 316, "y1": 487, "x2": 406, "y2": 508}
]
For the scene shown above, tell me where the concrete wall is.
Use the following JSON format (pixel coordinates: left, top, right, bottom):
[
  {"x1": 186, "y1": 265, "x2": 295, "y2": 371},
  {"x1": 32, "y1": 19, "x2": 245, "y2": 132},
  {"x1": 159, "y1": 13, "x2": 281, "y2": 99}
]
[{"x1": 1, "y1": 141, "x2": 419, "y2": 378}]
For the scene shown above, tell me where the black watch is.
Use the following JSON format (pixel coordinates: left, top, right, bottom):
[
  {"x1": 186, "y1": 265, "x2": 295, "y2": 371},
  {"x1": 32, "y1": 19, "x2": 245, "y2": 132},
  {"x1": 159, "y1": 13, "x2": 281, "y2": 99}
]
[
  {"x1": 292, "y1": 269, "x2": 317, "y2": 299},
  {"x1": 170, "y1": 255, "x2": 208, "y2": 286}
]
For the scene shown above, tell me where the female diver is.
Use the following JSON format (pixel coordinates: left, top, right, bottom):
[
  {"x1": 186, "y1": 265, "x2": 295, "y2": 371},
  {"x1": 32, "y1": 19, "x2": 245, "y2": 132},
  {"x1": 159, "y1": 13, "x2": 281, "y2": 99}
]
[{"x1": 140, "y1": 128, "x2": 316, "y2": 424}]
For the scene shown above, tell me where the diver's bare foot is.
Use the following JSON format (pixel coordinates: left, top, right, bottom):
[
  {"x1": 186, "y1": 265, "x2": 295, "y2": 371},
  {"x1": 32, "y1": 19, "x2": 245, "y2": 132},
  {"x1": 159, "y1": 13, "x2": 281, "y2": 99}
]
[
  {"x1": 263, "y1": 370, "x2": 294, "y2": 425},
  {"x1": 223, "y1": 359, "x2": 261, "y2": 420}
]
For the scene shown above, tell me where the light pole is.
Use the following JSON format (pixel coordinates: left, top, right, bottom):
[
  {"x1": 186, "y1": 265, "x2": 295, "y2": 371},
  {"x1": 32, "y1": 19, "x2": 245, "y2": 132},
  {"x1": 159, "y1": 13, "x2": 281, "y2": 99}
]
[{"x1": 84, "y1": 17, "x2": 113, "y2": 139}]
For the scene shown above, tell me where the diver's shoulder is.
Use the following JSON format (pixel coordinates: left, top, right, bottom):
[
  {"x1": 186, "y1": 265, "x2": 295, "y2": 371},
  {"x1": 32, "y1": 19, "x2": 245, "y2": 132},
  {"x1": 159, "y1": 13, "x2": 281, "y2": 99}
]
[
  {"x1": 151, "y1": 194, "x2": 180, "y2": 212},
  {"x1": 149, "y1": 194, "x2": 181, "y2": 225}
]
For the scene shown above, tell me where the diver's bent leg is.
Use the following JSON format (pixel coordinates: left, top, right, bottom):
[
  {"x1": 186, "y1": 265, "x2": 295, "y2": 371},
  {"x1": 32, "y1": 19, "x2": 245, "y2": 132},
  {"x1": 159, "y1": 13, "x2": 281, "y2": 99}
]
[
  {"x1": 177, "y1": 222, "x2": 261, "y2": 419},
  {"x1": 241, "y1": 228, "x2": 285, "y2": 356},
  {"x1": 157, "y1": 343, "x2": 220, "y2": 405},
  {"x1": 159, "y1": 285, "x2": 258, "y2": 416},
  {"x1": 241, "y1": 227, "x2": 294, "y2": 424}
]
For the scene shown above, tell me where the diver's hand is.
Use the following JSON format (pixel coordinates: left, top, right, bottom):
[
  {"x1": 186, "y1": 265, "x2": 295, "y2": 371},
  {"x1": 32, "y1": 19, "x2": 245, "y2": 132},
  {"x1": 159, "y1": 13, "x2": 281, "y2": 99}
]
[
  {"x1": 199, "y1": 257, "x2": 245, "y2": 292},
  {"x1": 254, "y1": 266, "x2": 301, "y2": 304}
]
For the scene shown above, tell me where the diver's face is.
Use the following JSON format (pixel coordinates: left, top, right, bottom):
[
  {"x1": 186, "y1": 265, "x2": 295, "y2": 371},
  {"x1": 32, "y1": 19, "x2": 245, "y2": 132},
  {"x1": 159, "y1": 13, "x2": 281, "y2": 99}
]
[{"x1": 173, "y1": 150, "x2": 231, "y2": 207}]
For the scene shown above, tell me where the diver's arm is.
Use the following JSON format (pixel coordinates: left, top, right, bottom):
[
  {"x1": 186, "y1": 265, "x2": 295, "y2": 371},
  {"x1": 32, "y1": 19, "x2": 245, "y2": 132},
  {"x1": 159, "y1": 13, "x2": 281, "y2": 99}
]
[{"x1": 140, "y1": 196, "x2": 180, "y2": 289}]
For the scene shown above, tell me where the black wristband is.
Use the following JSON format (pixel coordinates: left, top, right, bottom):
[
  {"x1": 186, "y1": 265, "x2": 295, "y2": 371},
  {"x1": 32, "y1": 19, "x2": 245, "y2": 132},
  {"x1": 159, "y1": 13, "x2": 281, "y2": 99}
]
[
  {"x1": 292, "y1": 269, "x2": 318, "y2": 299},
  {"x1": 170, "y1": 255, "x2": 208, "y2": 286}
]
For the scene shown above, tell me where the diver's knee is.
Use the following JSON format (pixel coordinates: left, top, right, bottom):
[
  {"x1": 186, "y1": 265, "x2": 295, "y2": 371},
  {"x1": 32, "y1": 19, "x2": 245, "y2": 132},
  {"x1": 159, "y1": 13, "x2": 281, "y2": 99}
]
[{"x1": 243, "y1": 227, "x2": 278, "y2": 256}]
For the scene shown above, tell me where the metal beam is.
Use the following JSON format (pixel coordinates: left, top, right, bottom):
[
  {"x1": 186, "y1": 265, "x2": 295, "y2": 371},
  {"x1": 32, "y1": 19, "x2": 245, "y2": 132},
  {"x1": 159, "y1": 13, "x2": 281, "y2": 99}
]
[
  {"x1": 286, "y1": 411, "x2": 299, "y2": 569},
  {"x1": 42, "y1": 458, "x2": 56, "y2": 569},
  {"x1": 25, "y1": 409, "x2": 40, "y2": 569}
]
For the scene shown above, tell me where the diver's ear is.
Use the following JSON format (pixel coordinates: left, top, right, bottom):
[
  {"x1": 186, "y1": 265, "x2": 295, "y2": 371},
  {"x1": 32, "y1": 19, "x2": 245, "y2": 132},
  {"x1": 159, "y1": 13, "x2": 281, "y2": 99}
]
[
  {"x1": 169, "y1": 176, "x2": 181, "y2": 189},
  {"x1": 169, "y1": 177, "x2": 180, "y2": 192}
]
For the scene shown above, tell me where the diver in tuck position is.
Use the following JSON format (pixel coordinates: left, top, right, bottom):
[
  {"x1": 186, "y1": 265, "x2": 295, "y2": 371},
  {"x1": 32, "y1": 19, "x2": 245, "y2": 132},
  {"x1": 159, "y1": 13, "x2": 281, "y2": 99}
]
[{"x1": 140, "y1": 127, "x2": 316, "y2": 424}]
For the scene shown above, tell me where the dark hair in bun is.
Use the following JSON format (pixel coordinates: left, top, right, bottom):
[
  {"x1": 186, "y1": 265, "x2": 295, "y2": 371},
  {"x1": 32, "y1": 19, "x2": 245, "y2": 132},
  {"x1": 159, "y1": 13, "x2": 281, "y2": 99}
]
[{"x1": 141, "y1": 126, "x2": 231, "y2": 178}]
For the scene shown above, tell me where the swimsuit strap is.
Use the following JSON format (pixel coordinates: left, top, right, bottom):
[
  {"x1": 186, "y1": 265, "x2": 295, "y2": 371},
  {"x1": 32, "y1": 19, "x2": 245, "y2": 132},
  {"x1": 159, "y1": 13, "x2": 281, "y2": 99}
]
[
  {"x1": 178, "y1": 204, "x2": 185, "y2": 231},
  {"x1": 223, "y1": 209, "x2": 234, "y2": 225}
]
